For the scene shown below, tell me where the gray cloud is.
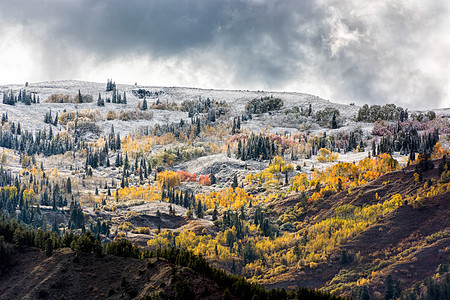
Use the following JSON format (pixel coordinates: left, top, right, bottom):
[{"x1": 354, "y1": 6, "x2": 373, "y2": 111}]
[{"x1": 0, "y1": 0, "x2": 448, "y2": 108}]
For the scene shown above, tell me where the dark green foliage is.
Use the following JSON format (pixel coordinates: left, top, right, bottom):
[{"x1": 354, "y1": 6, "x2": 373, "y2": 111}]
[
  {"x1": 418, "y1": 273, "x2": 450, "y2": 300},
  {"x1": 45, "y1": 238, "x2": 53, "y2": 256},
  {"x1": 97, "y1": 93, "x2": 104, "y2": 106},
  {"x1": 38, "y1": 288, "x2": 49, "y2": 298},
  {"x1": 357, "y1": 103, "x2": 407, "y2": 122},
  {"x1": 68, "y1": 201, "x2": 84, "y2": 231},
  {"x1": 142, "y1": 98, "x2": 148, "y2": 110},
  {"x1": 106, "y1": 79, "x2": 116, "y2": 92},
  {"x1": 246, "y1": 96, "x2": 283, "y2": 114},
  {"x1": 236, "y1": 133, "x2": 284, "y2": 161},
  {"x1": 331, "y1": 113, "x2": 338, "y2": 129},
  {"x1": 196, "y1": 199, "x2": 204, "y2": 218},
  {"x1": 231, "y1": 174, "x2": 238, "y2": 189},
  {"x1": 357, "y1": 286, "x2": 370, "y2": 300},
  {"x1": 315, "y1": 107, "x2": 340, "y2": 128},
  {"x1": 243, "y1": 241, "x2": 257, "y2": 264},
  {"x1": 2, "y1": 89, "x2": 36, "y2": 106},
  {"x1": 70, "y1": 231, "x2": 99, "y2": 253},
  {"x1": 210, "y1": 173, "x2": 217, "y2": 185},
  {"x1": 0, "y1": 124, "x2": 82, "y2": 158},
  {"x1": 104, "y1": 238, "x2": 140, "y2": 258},
  {"x1": 222, "y1": 288, "x2": 232, "y2": 300},
  {"x1": 173, "y1": 275, "x2": 195, "y2": 300},
  {"x1": 0, "y1": 235, "x2": 10, "y2": 265},
  {"x1": 384, "y1": 275, "x2": 394, "y2": 300},
  {"x1": 340, "y1": 249, "x2": 349, "y2": 264}
]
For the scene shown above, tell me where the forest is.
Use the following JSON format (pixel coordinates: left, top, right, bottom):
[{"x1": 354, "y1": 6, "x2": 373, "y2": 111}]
[{"x1": 0, "y1": 80, "x2": 449, "y2": 299}]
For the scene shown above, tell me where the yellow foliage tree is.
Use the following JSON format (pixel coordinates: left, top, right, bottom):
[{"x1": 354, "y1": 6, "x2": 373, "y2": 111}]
[
  {"x1": 317, "y1": 148, "x2": 338, "y2": 162},
  {"x1": 157, "y1": 170, "x2": 181, "y2": 189}
]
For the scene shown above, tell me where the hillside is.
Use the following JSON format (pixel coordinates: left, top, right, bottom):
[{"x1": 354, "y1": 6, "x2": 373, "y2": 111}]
[
  {"x1": 0, "y1": 80, "x2": 449, "y2": 300},
  {"x1": 0, "y1": 247, "x2": 227, "y2": 300},
  {"x1": 264, "y1": 159, "x2": 450, "y2": 298}
]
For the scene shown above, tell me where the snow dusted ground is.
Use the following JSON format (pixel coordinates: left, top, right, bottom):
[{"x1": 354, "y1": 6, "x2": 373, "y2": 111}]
[
  {"x1": 2, "y1": 79, "x2": 448, "y2": 138},
  {"x1": 0, "y1": 80, "x2": 361, "y2": 137},
  {"x1": 0, "y1": 79, "x2": 446, "y2": 178}
]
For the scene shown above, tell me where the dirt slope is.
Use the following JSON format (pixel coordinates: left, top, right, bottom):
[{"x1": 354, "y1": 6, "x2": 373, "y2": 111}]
[
  {"x1": 265, "y1": 160, "x2": 450, "y2": 297},
  {"x1": 0, "y1": 247, "x2": 227, "y2": 300}
]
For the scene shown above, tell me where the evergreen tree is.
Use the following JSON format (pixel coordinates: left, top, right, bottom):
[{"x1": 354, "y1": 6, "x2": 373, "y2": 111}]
[
  {"x1": 196, "y1": 200, "x2": 204, "y2": 218},
  {"x1": 45, "y1": 238, "x2": 53, "y2": 256},
  {"x1": 357, "y1": 286, "x2": 370, "y2": 300},
  {"x1": 142, "y1": 98, "x2": 148, "y2": 110},
  {"x1": 78, "y1": 89, "x2": 83, "y2": 103},
  {"x1": 384, "y1": 275, "x2": 394, "y2": 300},
  {"x1": 232, "y1": 174, "x2": 238, "y2": 189},
  {"x1": 97, "y1": 93, "x2": 104, "y2": 106},
  {"x1": 331, "y1": 113, "x2": 338, "y2": 129}
]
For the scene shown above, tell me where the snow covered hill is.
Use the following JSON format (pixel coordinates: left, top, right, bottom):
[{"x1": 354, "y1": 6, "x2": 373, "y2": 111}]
[{"x1": 0, "y1": 80, "x2": 361, "y2": 136}]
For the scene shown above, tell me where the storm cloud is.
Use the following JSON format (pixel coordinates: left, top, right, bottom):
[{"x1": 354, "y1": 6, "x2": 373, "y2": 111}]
[{"x1": 0, "y1": 0, "x2": 448, "y2": 109}]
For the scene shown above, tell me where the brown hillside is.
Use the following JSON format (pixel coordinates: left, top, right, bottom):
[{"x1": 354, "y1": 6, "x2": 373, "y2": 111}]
[
  {"x1": 0, "y1": 247, "x2": 227, "y2": 300},
  {"x1": 265, "y1": 159, "x2": 450, "y2": 298}
]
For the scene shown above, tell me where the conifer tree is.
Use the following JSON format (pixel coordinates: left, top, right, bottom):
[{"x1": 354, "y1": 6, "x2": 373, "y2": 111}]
[{"x1": 142, "y1": 98, "x2": 148, "y2": 110}]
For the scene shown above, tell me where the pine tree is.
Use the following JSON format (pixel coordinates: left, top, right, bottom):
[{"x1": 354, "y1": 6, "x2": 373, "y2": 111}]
[
  {"x1": 331, "y1": 113, "x2": 338, "y2": 129},
  {"x1": 232, "y1": 174, "x2": 238, "y2": 189},
  {"x1": 78, "y1": 89, "x2": 83, "y2": 103},
  {"x1": 357, "y1": 286, "x2": 370, "y2": 300},
  {"x1": 384, "y1": 275, "x2": 394, "y2": 300},
  {"x1": 196, "y1": 200, "x2": 204, "y2": 218},
  {"x1": 97, "y1": 93, "x2": 104, "y2": 106},
  {"x1": 45, "y1": 238, "x2": 53, "y2": 256},
  {"x1": 142, "y1": 98, "x2": 148, "y2": 110}
]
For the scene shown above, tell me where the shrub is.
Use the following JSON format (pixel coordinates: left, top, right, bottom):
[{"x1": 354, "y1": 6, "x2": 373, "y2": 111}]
[
  {"x1": 138, "y1": 227, "x2": 151, "y2": 234},
  {"x1": 317, "y1": 148, "x2": 338, "y2": 162},
  {"x1": 106, "y1": 111, "x2": 117, "y2": 120},
  {"x1": 198, "y1": 174, "x2": 211, "y2": 186},
  {"x1": 45, "y1": 93, "x2": 73, "y2": 103}
]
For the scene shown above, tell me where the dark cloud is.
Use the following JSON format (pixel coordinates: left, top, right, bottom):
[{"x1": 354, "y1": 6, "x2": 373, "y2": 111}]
[{"x1": 0, "y1": 0, "x2": 447, "y2": 108}]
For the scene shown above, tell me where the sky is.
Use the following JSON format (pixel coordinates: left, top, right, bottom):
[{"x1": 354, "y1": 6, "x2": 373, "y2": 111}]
[{"x1": 0, "y1": 0, "x2": 448, "y2": 109}]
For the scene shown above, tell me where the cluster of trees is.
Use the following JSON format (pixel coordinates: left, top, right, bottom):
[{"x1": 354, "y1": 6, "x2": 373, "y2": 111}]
[
  {"x1": 105, "y1": 80, "x2": 127, "y2": 104},
  {"x1": 39, "y1": 180, "x2": 70, "y2": 208},
  {"x1": 68, "y1": 201, "x2": 84, "y2": 230},
  {"x1": 246, "y1": 96, "x2": 283, "y2": 114},
  {"x1": 373, "y1": 125, "x2": 439, "y2": 160},
  {"x1": 111, "y1": 89, "x2": 127, "y2": 104},
  {"x1": 180, "y1": 97, "x2": 229, "y2": 118},
  {"x1": 105, "y1": 79, "x2": 116, "y2": 91},
  {"x1": 315, "y1": 107, "x2": 340, "y2": 129},
  {"x1": 161, "y1": 186, "x2": 196, "y2": 210},
  {"x1": 85, "y1": 146, "x2": 110, "y2": 170},
  {"x1": 406, "y1": 272, "x2": 450, "y2": 300},
  {"x1": 357, "y1": 103, "x2": 408, "y2": 122},
  {"x1": 131, "y1": 88, "x2": 164, "y2": 99},
  {"x1": 2, "y1": 89, "x2": 39, "y2": 105},
  {"x1": 246, "y1": 156, "x2": 293, "y2": 188},
  {"x1": 0, "y1": 125, "x2": 76, "y2": 157},
  {"x1": 237, "y1": 133, "x2": 282, "y2": 161},
  {"x1": 231, "y1": 116, "x2": 242, "y2": 134},
  {"x1": 43, "y1": 110, "x2": 58, "y2": 125}
]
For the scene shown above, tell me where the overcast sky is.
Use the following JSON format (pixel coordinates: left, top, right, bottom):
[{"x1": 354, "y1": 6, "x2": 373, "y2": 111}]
[{"x1": 0, "y1": 0, "x2": 448, "y2": 109}]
